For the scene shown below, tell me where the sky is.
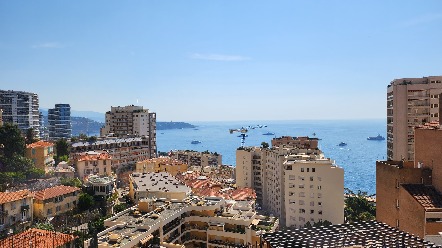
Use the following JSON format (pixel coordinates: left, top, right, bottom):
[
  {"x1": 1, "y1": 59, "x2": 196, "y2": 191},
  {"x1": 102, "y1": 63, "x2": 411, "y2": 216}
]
[{"x1": 1, "y1": 1, "x2": 442, "y2": 122}]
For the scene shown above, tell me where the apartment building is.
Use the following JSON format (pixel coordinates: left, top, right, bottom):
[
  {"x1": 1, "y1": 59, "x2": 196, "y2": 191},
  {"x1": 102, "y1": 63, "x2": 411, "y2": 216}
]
[
  {"x1": 0, "y1": 108, "x2": 3, "y2": 126},
  {"x1": 171, "y1": 150, "x2": 222, "y2": 167},
  {"x1": 48, "y1": 103, "x2": 72, "y2": 139},
  {"x1": 0, "y1": 190, "x2": 33, "y2": 232},
  {"x1": 72, "y1": 151, "x2": 112, "y2": 180},
  {"x1": 387, "y1": 76, "x2": 442, "y2": 161},
  {"x1": 236, "y1": 136, "x2": 344, "y2": 228},
  {"x1": 25, "y1": 140, "x2": 55, "y2": 170},
  {"x1": 135, "y1": 157, "x2": 188, "y2": 176},
  {"x1": 0, "y1": 90, "x2": 40, "y2": 137},
  {"x1": 71, "y1": 137, "x2": 155, "y2": 172},
  {"x1": 33, "y1": 185, "x2": 81, "y2": 219},
  {"x1": 377, "y1": 124, "x2": 442, "y2": 238}
]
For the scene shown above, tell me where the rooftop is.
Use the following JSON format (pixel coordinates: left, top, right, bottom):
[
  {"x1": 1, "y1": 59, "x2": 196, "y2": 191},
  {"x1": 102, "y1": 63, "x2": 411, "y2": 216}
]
[
  {"x1": 0, "y1": 228, "x2": 75, "y2": 248},
  {"x1": 72, "y1": 137, "x2": 145, "y2": 148},
  {"x1": 75, "y1": 151, "x2": 112, "y2": 161},
  {"x1": 262, "y1": 221, "x2": 441, "y2": 248},
  {"x1": 34, "y1": 185, "x2": 80, "y2": 201},
  {"x1": 0, "y1": 189, "x2": 31, "y2": 204},
  {"x1": 131, "y1": 172, "x2": 191, "y2": 194},
  {"x1": 26, "y1": 140, "x2": 53, "y2": 149},
  {"x1": 402, "y1": 184, "x2": 442, "y2": 211}
]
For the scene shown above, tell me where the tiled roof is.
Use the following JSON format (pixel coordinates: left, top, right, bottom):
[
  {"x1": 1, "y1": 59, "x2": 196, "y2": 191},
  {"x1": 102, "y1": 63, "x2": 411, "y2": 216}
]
[
  {"x1": 0, "y1": 190, "x2": 31, "y2": 204},
  {"x1": 76, "y1": 151, "x2": 112, "y2": 161},
  {"x1": 402, "y1": 184, "x2": 442, "y2": 210},
  {"x1": 26, "y1": 140, "x2": 54, "y2": 148},
  {"x1": 0, "y1": 228, "x2": 75, "y2": 248},
  {"x1": 34, "y1": 185, "x2": 80, "y2": 201}
]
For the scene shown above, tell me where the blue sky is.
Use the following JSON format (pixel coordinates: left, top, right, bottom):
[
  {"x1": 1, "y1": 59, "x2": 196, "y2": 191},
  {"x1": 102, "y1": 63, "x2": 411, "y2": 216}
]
[{"x1": 1, "y1": 1, "x2": 442, "y2": 121}]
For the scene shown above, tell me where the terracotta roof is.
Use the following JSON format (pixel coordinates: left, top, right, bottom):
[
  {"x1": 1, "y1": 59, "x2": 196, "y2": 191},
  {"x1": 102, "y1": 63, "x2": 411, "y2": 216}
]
[
  {"x1": 26, "y1": 140, "x2": 54, "y2": 149},
  {"x1": 76, "y1": 152, "x2": 112, "y2": 161},
  {"x1": 34, "y1": 185, "x2": 80, "y2": 201},
  {"x1": 402, "y1": 184, "x2": 442, "y2": 210},
  {"x1": 0, "y1": 228, "x2": 75, "y2": 248},
  {"x1": 0, "y1": 190, "x2": 31, "y2": 204}
]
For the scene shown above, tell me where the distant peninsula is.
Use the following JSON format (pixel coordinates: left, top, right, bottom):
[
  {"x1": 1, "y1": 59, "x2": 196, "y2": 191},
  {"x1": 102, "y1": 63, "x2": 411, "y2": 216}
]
[{"x1": 157, "y1": 122, "x2": 196, "y2": 130}]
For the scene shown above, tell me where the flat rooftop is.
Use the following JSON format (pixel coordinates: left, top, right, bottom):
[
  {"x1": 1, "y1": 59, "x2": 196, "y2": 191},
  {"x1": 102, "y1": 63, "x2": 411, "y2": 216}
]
[{"x1": 131, "y1": 172, "x2": 191, "y2": 194}]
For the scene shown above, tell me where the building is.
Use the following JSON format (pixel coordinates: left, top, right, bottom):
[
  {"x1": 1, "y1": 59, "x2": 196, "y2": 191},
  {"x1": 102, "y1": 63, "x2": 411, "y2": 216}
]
[
  {"x1": 236, "y1": 136, "x2": 344, "y2": 228},
  {"x1": 71, "y1": 136, "x2": 156, "y2": 172},
  {"x1": 51, "y1": 161, "x2": 75, "y2": 178},
  {"x1": 129, "y1": 172, "x2": 192, "y2": 202},
  {"x1": 377, "y1": 124, "x2": 442, "y2": 238},
  {"x1": 33, "y1": 185, "x2": 81, "y2": 219},
  {"x1": 0, "y1": 90, "x2": 40, "y2": 137},
  {"x1": 171, "y1": 150, "x2": 222, "y2": 167},
  {"x1": 48, "y1": 104, "x2": 72, "y2": 139},
  {"x1": 0, "y1": 228, "x2": 76, "y2": 248},
  {"x1": 25, "y1": 140, "x2": 55, "y2": 170},
  {"x1": 262, "y1": 221, "x2": 440, "y2": 247},
  {"x1": 85, "y1": 175, "x2": 116, "y2": 197},
  {"x1": 100, "y1": 105, "x2": 156, "y2": 147},
  {"x1": 135, "y1": 157, "x2": 188, "y2": 176},
  {"x1": 72, "y1": 151, "x2": 112, "y2": 180},
  {"x1": 0, "y1": 190, "x2": 33, "y2": 233},
  {"x1": 387, "y1": 76, "x2": 442, "y2": 161},
  {"x1": 0, "y1": 108, "x2": 3, "y2": 126}
]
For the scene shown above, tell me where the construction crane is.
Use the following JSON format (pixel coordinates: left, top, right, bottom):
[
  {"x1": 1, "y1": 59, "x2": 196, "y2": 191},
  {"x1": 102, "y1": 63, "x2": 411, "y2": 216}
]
[{"x1": 229, "y1": 125, "x2": 266, "y2": 147}]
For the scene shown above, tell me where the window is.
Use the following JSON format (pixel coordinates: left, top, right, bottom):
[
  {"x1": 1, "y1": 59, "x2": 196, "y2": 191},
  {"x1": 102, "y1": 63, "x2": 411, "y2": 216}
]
[
  {"x1": 299, "y1": 200, "x2": 305, "y2": 205},
  {"x1": 56, "y1": 206, "x2": 61, "y2": 212},
  {"x1": 299, "y1": 184, "x2": 305, "y2": 189},
  {"x1": 310, "y1": 176, "x2": 314, "y2": 181},
  {"x1": 47, "y1": 208, "x2": 52, "y2": 215},
  {"x1": 318, "y1": 210, "x2": 323, "y2": 215},
  {"x1": 317, "y1": 185, "x2": 322, "y2": 190},
  {"x1": 310, "y1": 193, "x2": 315, "y2": 198},
  {"x1": 299, "y1": 192, "x2": 305, "y2": 197},
  {"x1": 299, "y1": 209, "x2": 305, "y2": 214},
  {"x1": 11, "y1": 202, "x2": 16, "y2": 210},
  {"x1": 312, "y1": 168, "x2": 315, "y2": 172},
  {"x1": 310, "y1": 210, "x2": 314, "y2": 214},
  {"x1": 396, "y1": 199, "x2": 399, "y2": 208},
  {"x1": 310, "y1": 201, "x2": 315, "y2": 206},
  {"x1": 318, "y1": 202, "x2": 322, "y2": 206},
  {"x1": 307, "y1": 168, "x2": 309, "y2": 172},
  {"x1": 301, "y1": 168, "x2": 304, "y2": 172},
  {"x1": 318, "y1": 193, "x2": 322, "y2": 198}
]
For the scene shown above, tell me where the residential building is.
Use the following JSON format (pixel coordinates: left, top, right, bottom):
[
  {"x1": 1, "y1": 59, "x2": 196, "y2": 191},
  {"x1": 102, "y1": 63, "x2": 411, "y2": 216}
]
[
  {"x1": 38, "y1": 111, "x2": 48, "y2": 140},
  {"x1": 71, "y1": 136, "x2": 156, "y2": 172},
  {"x1": 0, "y1": 108, "x2": 3, "y2": 126},
  {"x1": 48, "y1": 103, "x2": 72, "y2": 139},
  {"x1": 171, "y1": 150, "x2": 222, "y2": 167},
  {"x1": 0, "y1": 228, "x2": 76, "y2": 248},
  {"x1": 100, "y1": 105, "x2": 156, "y2": 154},
  {"x1": 262, "y1": 221, "x2": 440, "y2": 247},
  {"x1": 0, "y1": 190, "x2": 33, "y2": 232},
  {"x1": 33, "y1": 185, "x2": 81, "y2": 219},
  {"x1": 0, "y1": 90, "x2": 40, "y2": 137},
  {"x1": 25, "y1": 140, "x2": 55, "y2": 170},
  {"x1": 71, "y1": 151, "x2": 112, "y2": 180},
  {"x1": 236, "y1": 136, "x2": 344, "y2": 228},
  {"x1": 135, "y1": 157, "x2": 188, "y2": 176},
  {"x1": 51, "y1": 161, "x2": 75, "y2": 178},
  {"x1": 377, "y1": 124, "x2": 442, "y2": 238},
  {"x1": 129, "y1": 172, "x2": 191, "y2": 202},
  {"x1": 85, "y1": 175, "x2": 116, "y2": 197},
  {"x1": 387, "y1": 76, "x2": 442, "y2": 161}
]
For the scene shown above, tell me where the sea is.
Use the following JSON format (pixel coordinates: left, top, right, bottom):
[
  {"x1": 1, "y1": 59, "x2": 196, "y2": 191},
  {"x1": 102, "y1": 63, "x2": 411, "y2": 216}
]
[{"x1": 157, "y1": 119, "x2": 386, "y2": 195}]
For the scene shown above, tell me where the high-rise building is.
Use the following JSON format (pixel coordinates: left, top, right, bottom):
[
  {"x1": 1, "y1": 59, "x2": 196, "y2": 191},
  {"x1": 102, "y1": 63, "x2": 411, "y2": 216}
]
[
  {"x1": 387, "y1": 76, "x2": 442, "y2": 161},
  {"x1": 0, "y1": 108, "x2": 3, "y2": 127},
  {"x1": 236, "y1": 136, "x2": 344, "y2": 228},
  {"x1": 0, "y1": 90, "x2": 40, "y2": 137},
  {"x1": 48, "y1": 104, "x2": 71, "y2": 139},
  {"x1": 101, "y1": 105, "x2": 156, "y2": 153}
]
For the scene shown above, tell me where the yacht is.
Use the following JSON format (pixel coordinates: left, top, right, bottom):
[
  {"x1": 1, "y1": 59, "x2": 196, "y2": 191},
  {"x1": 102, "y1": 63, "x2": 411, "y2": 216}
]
[{"x1": 367, "y1": 134, "x2": 385, "y2": 140}]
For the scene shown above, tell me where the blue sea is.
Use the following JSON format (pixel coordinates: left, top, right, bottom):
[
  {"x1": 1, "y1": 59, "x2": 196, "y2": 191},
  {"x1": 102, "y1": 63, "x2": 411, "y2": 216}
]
[{"x1": 157, "y1": 119, "x2": 386, "y2": 195}]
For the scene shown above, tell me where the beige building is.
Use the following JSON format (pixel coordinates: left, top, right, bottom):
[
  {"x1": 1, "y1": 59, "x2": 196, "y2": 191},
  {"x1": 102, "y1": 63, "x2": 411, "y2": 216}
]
[
  {"x1": 0, "y1": 190, "x2": 33, "y2": 232},
  {"x1": 387, "y1": 76, "x2": 442, "y2": 161},
  {"x1": 136, "y1": 157, "x2": 188, "y2": 176},
  {"x1": 33, "y1": 185, "x2": 81, "y2": 219},
  {"x1": 171, "y1": 150, "x2": 222, "y2": 167},
  {"x1": 129, "y1": 172, "x2": 191, "y2": 202},
  {"x1": 236, "y1": 136, "x2": 344, "y2": 228},
  {"x1": 25, "y1": 141, "x2": 55, "y2": 170},
  {"x1": 72, "y1": 151, "x2": 113, "y2": 180}
]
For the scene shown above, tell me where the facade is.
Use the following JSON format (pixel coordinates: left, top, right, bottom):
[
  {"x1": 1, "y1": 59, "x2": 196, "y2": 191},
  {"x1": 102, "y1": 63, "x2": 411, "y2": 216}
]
[
  {"x1": 0, "y1": 190, "x2": 33, "y2": 232},
  {"x1": 71, "y1": 137, "x2": 156, "y2": 172},
  {"x1": 0, "y1": 228, "x2": 76, "y2": 248},
  {"x1": 236, "y1": 136, "x2": 344, "y2": 228},
  {"x1": 135, "y1": 157, "x2": 188, "y2": 176},
  {"x1": 48, "y1": 104, "x2": 72, "y2": 139},
  {"x1": 129, "y1": 172, "x2": 192, "y2": 202},
  {"x1": 387, "y1": 76, "x2": 442, "y2": 161},
  {"x1": 25, "y1": 141, "x2": 55, "y2": 170},
  {"x1": 72, "y1": 151, "x2": 112, "y2": 180},
  {"x1": 0, "y1": 90, "x2": 40, "y2": 137},
  {"x1": 0, "y1": 108, "x2": 3, "y2": 126},
  {"x1": 85, "y1": 175, "x2": 116, "y2": 197},
  {"x1": 33, "y1": 185, "x2": 81, "y2": 219},
  {"x1": 171, "y1": 150, "x2": 222, "y2": 167}
]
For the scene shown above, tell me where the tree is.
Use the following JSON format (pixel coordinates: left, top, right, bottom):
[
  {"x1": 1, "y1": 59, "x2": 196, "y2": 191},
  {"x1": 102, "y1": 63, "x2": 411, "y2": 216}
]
[
  {"x1": 55, "y1": 139, "x2": 70, "y2": 165},
  {"x1": 78, "y1": 193, "x2": 95, "y2": 212},
  {"x1": 0, "y1": 123, "x2": 26, "y2": 157},
  {"x1": 33, "y1": 222, "x2": 54, "y2": 231},
  {"x1": 60, "y1": 177, "x2": 83, "y2": 188},
  {"x1": 88, "y1": 136, "x2": 97, "y2": 143},
  {"x1": 261, "y1": 142, "x2": 269, "y2": 149},
  {"x1": 344, "y1": 188, "x2": 376, "y2": 223},
  {"x1": 25, "y1": 128, "x2": 37, "y2": 144}
]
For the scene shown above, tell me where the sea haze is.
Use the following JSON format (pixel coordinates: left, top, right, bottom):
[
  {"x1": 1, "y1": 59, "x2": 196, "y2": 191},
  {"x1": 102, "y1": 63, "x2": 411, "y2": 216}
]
[{"x1": 157, "y1": 119, "x2": 386, "y2": 195}]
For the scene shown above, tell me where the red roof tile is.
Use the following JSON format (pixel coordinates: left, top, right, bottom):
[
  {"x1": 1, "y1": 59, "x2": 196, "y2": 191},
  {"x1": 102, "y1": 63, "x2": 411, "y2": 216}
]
[
  {"x1": 0, "y1": 190, "x2": 31, "y2": 204},
  {"x1": 0, "y1": 228, "x2": 75, "y2": 248},
  {"x1": 33, "y1": 185, "x2": 80, "y2": 201},
  {"x1": 26, "y1": 141, "x2": 54, "y2": 149}
]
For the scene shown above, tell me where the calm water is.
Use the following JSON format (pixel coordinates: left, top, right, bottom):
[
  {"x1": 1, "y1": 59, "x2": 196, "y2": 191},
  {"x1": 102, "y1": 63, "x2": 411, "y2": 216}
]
[{"x1": 157, "y1": 119, "x2": 386, "y2": 195}]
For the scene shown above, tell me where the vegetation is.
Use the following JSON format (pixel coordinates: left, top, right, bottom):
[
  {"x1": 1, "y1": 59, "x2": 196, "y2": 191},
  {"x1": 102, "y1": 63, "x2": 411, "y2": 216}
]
[
  {"x1": 344, "y1": 188, "x2": 376, "y2": 223},
  {"x1": 303, "y1": 220, "x2": 332, "y2": 228},
  {"x1": 33, "y1": 222, "x2": 54, "y2": 231},
  {"x1": 78, "y1": 193, "x2": 95, "y2": 212},
  {"x1": 60, "y1": 177, "x2": 83, "y2": 188},
  {"x1": 55, "y1": 138, "x2": 70, "y2": 164},
  {"x1": 88, "y1": 136, "x2": 97, "y2": 143},
  {"x1": 0, "y1": 122, "x2": 26, "y2": 157},
  {"x1": 25, "y1": 128, "x2": 37, "y2": 144},
  {"x1": 261, "y1": 142, "x2": 269, "y2": 149},
  {"x1": 114, "y1": 203, "x2": 128, "y2": 213}
]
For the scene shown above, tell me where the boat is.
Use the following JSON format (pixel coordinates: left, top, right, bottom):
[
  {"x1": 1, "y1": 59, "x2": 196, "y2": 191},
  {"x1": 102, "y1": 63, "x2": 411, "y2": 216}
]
[
  {"x1": 338, "y1": 142, "x2": 347, "y2": 146},
  {"x1": 367, "y1": 134, "x2": 385, "y2": 140},
  {"x1": 191, "y1": 140, "x2": 201, "y2": 144},
  {"x1": 263, "y1": 132, "x2": 275, "y2": 135},
  {"x1": 237, "y1": 134, "x2": 248, "y2": 137}
]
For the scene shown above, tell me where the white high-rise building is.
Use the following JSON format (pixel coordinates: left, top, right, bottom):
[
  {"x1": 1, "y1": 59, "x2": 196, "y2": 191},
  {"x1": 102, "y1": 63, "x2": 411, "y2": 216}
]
[
  {"x1": 0, "y1": 90, "x2": 40, "y2": 137},
  {"x1": 236, "y1": 136, "x2": 344, "y2": 228}
]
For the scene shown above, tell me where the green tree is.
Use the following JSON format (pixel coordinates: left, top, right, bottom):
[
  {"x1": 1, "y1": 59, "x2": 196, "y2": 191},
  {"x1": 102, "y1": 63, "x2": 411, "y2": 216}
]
[
  {"x1": 78, "y1": 193, "x2": 95, "y2": 212},
  {"x1": 55, "y1": 139, "x2": 70, "y2": 158},
  {"x1": 0, "y1": 123, "x2": 26, "y2": 157},
  {"x1": 33, "y1": 222, "x2": 54, "y2": 231},
  {"x1": 261, "y1": 142, "x2": 269, "y2": 149},
  {"x1": 344, "y1": 188, "x2": 376, "y2": 223},
  {"x1": 25, "y1": 128, "x2": 37, "y2": 144},
  {"x1": 60, "y1": 177, "x2": 83, "y2": 188},
  {"x1": 114, "y1": 203, "x2": 127, "y2": 213},
  {"x1": 88, "y1": 136, "x2": 97, "y2": 143},
  {"x1": 78, "y1": 133, "x2": 88, "y2": 140}
]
